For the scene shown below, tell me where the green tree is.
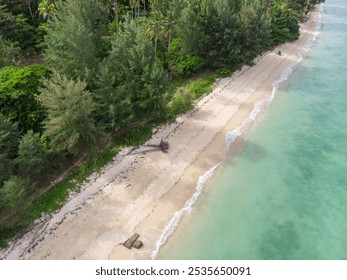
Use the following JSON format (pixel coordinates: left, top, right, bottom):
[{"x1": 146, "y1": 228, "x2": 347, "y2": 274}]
[
  {"x1": 17, "y1": 130, "x2": 47, "y2": 180},
  {"x1": 96, "y1": 20, "x2": 169, "y2": 130},
  {"x1": 0, "y1": 116, "x2": 20, "y2": 185},
  {"x1": 268, "y1": 0, "x2": 301, "y2": 44},
  {"x1": 0, "y1": 65, "x2": 50, "y2": 133},
  {"x1": 44, "y1": 0, "x2": 107, "y2": 87},
  {"x1": 179, "y1": 0, "x2": 240, "y2": 68},
  {"x1": 0, "y1": 4, "x2": 36, "y2": 52},
  {"x1": 39, "y1": 72, "x2": 99, "y2": 155},
  {"x1": 0, "y1": 176, "x2": 35, "y2": 227},
  {"x1": 1, "y1": 0, "x2": 43, "y2": 26},
  {"x1": 236, "y1": 0, "x2": 271, "y2": 63},
  {"x1": 38, "y1": 0, "x2": 56, "y2": 20},
  {"x1": 147, "y1": 0, "x2": 185, "y2": 52},
  {"x1": 146, "y1": 10, "x2": 165, "y2": 53},
  {"x1": 0, "y1": 35, "x2": 21, "y2": 67}
]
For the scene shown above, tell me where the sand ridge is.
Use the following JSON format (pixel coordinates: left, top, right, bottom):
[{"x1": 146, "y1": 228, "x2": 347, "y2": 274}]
[{"x1": 0, "y1": 7, "x2": 322, "y2": 260}]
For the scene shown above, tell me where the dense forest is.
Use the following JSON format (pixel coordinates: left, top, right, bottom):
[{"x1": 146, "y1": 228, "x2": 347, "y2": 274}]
[{"x1": 0, "y1": 0, "x2": 324, "y2": 247}]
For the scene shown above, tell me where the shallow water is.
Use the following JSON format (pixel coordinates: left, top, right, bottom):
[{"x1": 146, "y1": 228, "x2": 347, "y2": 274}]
[{"x1": 158, "y1": 0, "x2": 347, "y2": 260}]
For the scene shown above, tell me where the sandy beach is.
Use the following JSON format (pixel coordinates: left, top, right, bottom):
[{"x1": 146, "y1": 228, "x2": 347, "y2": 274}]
[{"x1": 0, "y1": 7, "x2": 322, "y2": 260}]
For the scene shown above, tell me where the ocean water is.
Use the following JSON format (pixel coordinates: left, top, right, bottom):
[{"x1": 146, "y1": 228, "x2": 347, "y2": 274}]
[{"x1": 158, "y1": 0, "x2": 347, "y2": 260}]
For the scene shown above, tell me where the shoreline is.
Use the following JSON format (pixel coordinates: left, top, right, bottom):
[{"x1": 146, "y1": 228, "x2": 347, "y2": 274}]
[{"x1": 0, "y1": 6, "x2": 322, "y2": 260}]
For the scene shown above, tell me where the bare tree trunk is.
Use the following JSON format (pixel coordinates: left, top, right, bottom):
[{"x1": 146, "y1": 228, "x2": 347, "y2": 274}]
[
  {"x1": 27, "y1": 2, "x2": 36, "y2": 27},
  {"x1": 114, "y1": 0, "x2": 119, "y2": 27},
  {"x1": 138, "y1": 0, "x2": 140, "y2": 19},
  {"x1": 168, "y1": 30, "x2": 172, "y2": 53}
]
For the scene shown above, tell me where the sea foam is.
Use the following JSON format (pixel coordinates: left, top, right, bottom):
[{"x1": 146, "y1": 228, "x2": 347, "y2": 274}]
[{"x1": 151, "y1": 163, "x2": 220, "y2": 259}]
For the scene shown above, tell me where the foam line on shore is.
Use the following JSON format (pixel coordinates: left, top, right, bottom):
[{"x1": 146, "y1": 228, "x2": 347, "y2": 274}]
[
  {"x1": 150, "y1": 163, "x2": 220, "y2": 259},
  {"x1": 226, "y1": 8, "x2": 322, "y2": 152}
]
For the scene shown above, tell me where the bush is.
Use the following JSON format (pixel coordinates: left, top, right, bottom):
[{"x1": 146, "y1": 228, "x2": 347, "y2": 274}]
[
  {"x1": 0, "y1": 65, "x2": 51, "y2": 133},
  {"x1": 168, "y1": 38, "x2": 201, "y2": 77}
]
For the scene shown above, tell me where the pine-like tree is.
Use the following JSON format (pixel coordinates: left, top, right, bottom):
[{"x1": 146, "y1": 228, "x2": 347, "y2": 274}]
[
  {"x1": 0, "y1": 116, "x2": 20, "y2": 185},
  {"x1": 0, "y1": 176, "x2": 35, "y2": 227},
  {"x1": 39, "y1": 72, "x2": 99, "y2": 155},
  {"x1": 179, "y1": 0, "x2": 240, "y2": 68},
  {"x1": 44, "y1": 0, "x2": 107, "y2": 87},
  {"x1": 236, "y1": 0, "x2": 271, "y2": 63},
  {"x1": 96, "y1": 20, "x2": 169, "y2": 130},
  {"x1": 17, "y1": 130, "x2": 47, "y2": 180}
]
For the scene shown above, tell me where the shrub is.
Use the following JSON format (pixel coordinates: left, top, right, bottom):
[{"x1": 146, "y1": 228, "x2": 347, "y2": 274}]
[
  {"x1": 0, "y1": 65, "x2": 51, "y2": 133},
  {"x1": 168, "y1": 38, "x2": 201, "y2": 77}
]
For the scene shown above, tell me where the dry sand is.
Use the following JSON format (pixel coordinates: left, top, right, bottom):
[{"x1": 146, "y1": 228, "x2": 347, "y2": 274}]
[{"x1": 0, "y1": 7, "x2": 322, "y2": 260}]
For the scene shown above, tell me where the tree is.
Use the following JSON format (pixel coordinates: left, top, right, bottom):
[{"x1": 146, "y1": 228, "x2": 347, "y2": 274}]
[
  {"x1": 0, "y1": 116, "x2": 20, "y2": 185},
  {"x1": 178, "y1": 0, "x2": 239, "y2": 68},
  {"x1": 268, "y1": 0, "x2": 301, "y2": 44},
  {"x1": 96, "y1": 20, "x2": 169, "y2": 130},
  {"x1": 0, "y1": 35, "x2": 21, "y2": 67},
  {"x1": 44, "y1": 0, "x2": 107, "y2": 87},
  {"x1": 38, "y1": 72, "x2": 99, "y2": 155},
  {"x1": 0, "y1": 176, "x2": 35, "y2": 227},
  {"x1": 17, "y1": 130, "x2": 47, "y2": 180},
  {"x1": 146, "y1": 11, "x2": 165, "y2": 53},
  {"x1": 0, "y1": 65, "x2": 50, "y2": 133},
  {"x1": 1, "y1": 0, "x2": 42, "y2": 27},
  {"x1": 38, "y1": 0, "x2": 56, "y2": 20},
  {"x1": 0, "y1": 4, "x2": 36, "y2": 52},
  {"x1": 236, "y1": 0, "x2": 271, "y2": 63},
  {"x1": 147, "y1": 0, "x2": 185, "y2": 52}
]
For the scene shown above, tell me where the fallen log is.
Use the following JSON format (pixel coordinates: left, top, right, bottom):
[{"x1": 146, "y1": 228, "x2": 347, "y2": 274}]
[{"x1": 123, "y1": 233, "x2": 140, "y2": 249}]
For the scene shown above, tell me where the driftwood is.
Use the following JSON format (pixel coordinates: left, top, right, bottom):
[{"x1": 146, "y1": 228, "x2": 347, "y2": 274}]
[
  {"x1": 146, "y1": 139, "x2": 169, "y2": 153},
  {"x1": 123, "y1": 233, "x2": 140, "y2": 249}
]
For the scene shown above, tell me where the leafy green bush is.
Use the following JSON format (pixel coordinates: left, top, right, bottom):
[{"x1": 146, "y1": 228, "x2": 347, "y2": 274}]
[
  {"x1": 168, "y1": 38, "x2": 201, "y2": 77},
  {"x1": 0, "y1": 65, "x2": 51, "y2": 133}
]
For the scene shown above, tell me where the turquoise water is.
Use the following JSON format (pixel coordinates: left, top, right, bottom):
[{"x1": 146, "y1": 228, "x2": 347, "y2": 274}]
[{"x1": 158, "y1": 0, "x2": 347, "y2": 260}]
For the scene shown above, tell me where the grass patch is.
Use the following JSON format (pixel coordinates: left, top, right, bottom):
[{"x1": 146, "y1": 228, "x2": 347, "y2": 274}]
[
  {"x1": 187, "y1": 75, "x2": 217, "y2": 98},
  {"x1": 167, "y1": 72, "x2": 219, "y2": 117}
]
